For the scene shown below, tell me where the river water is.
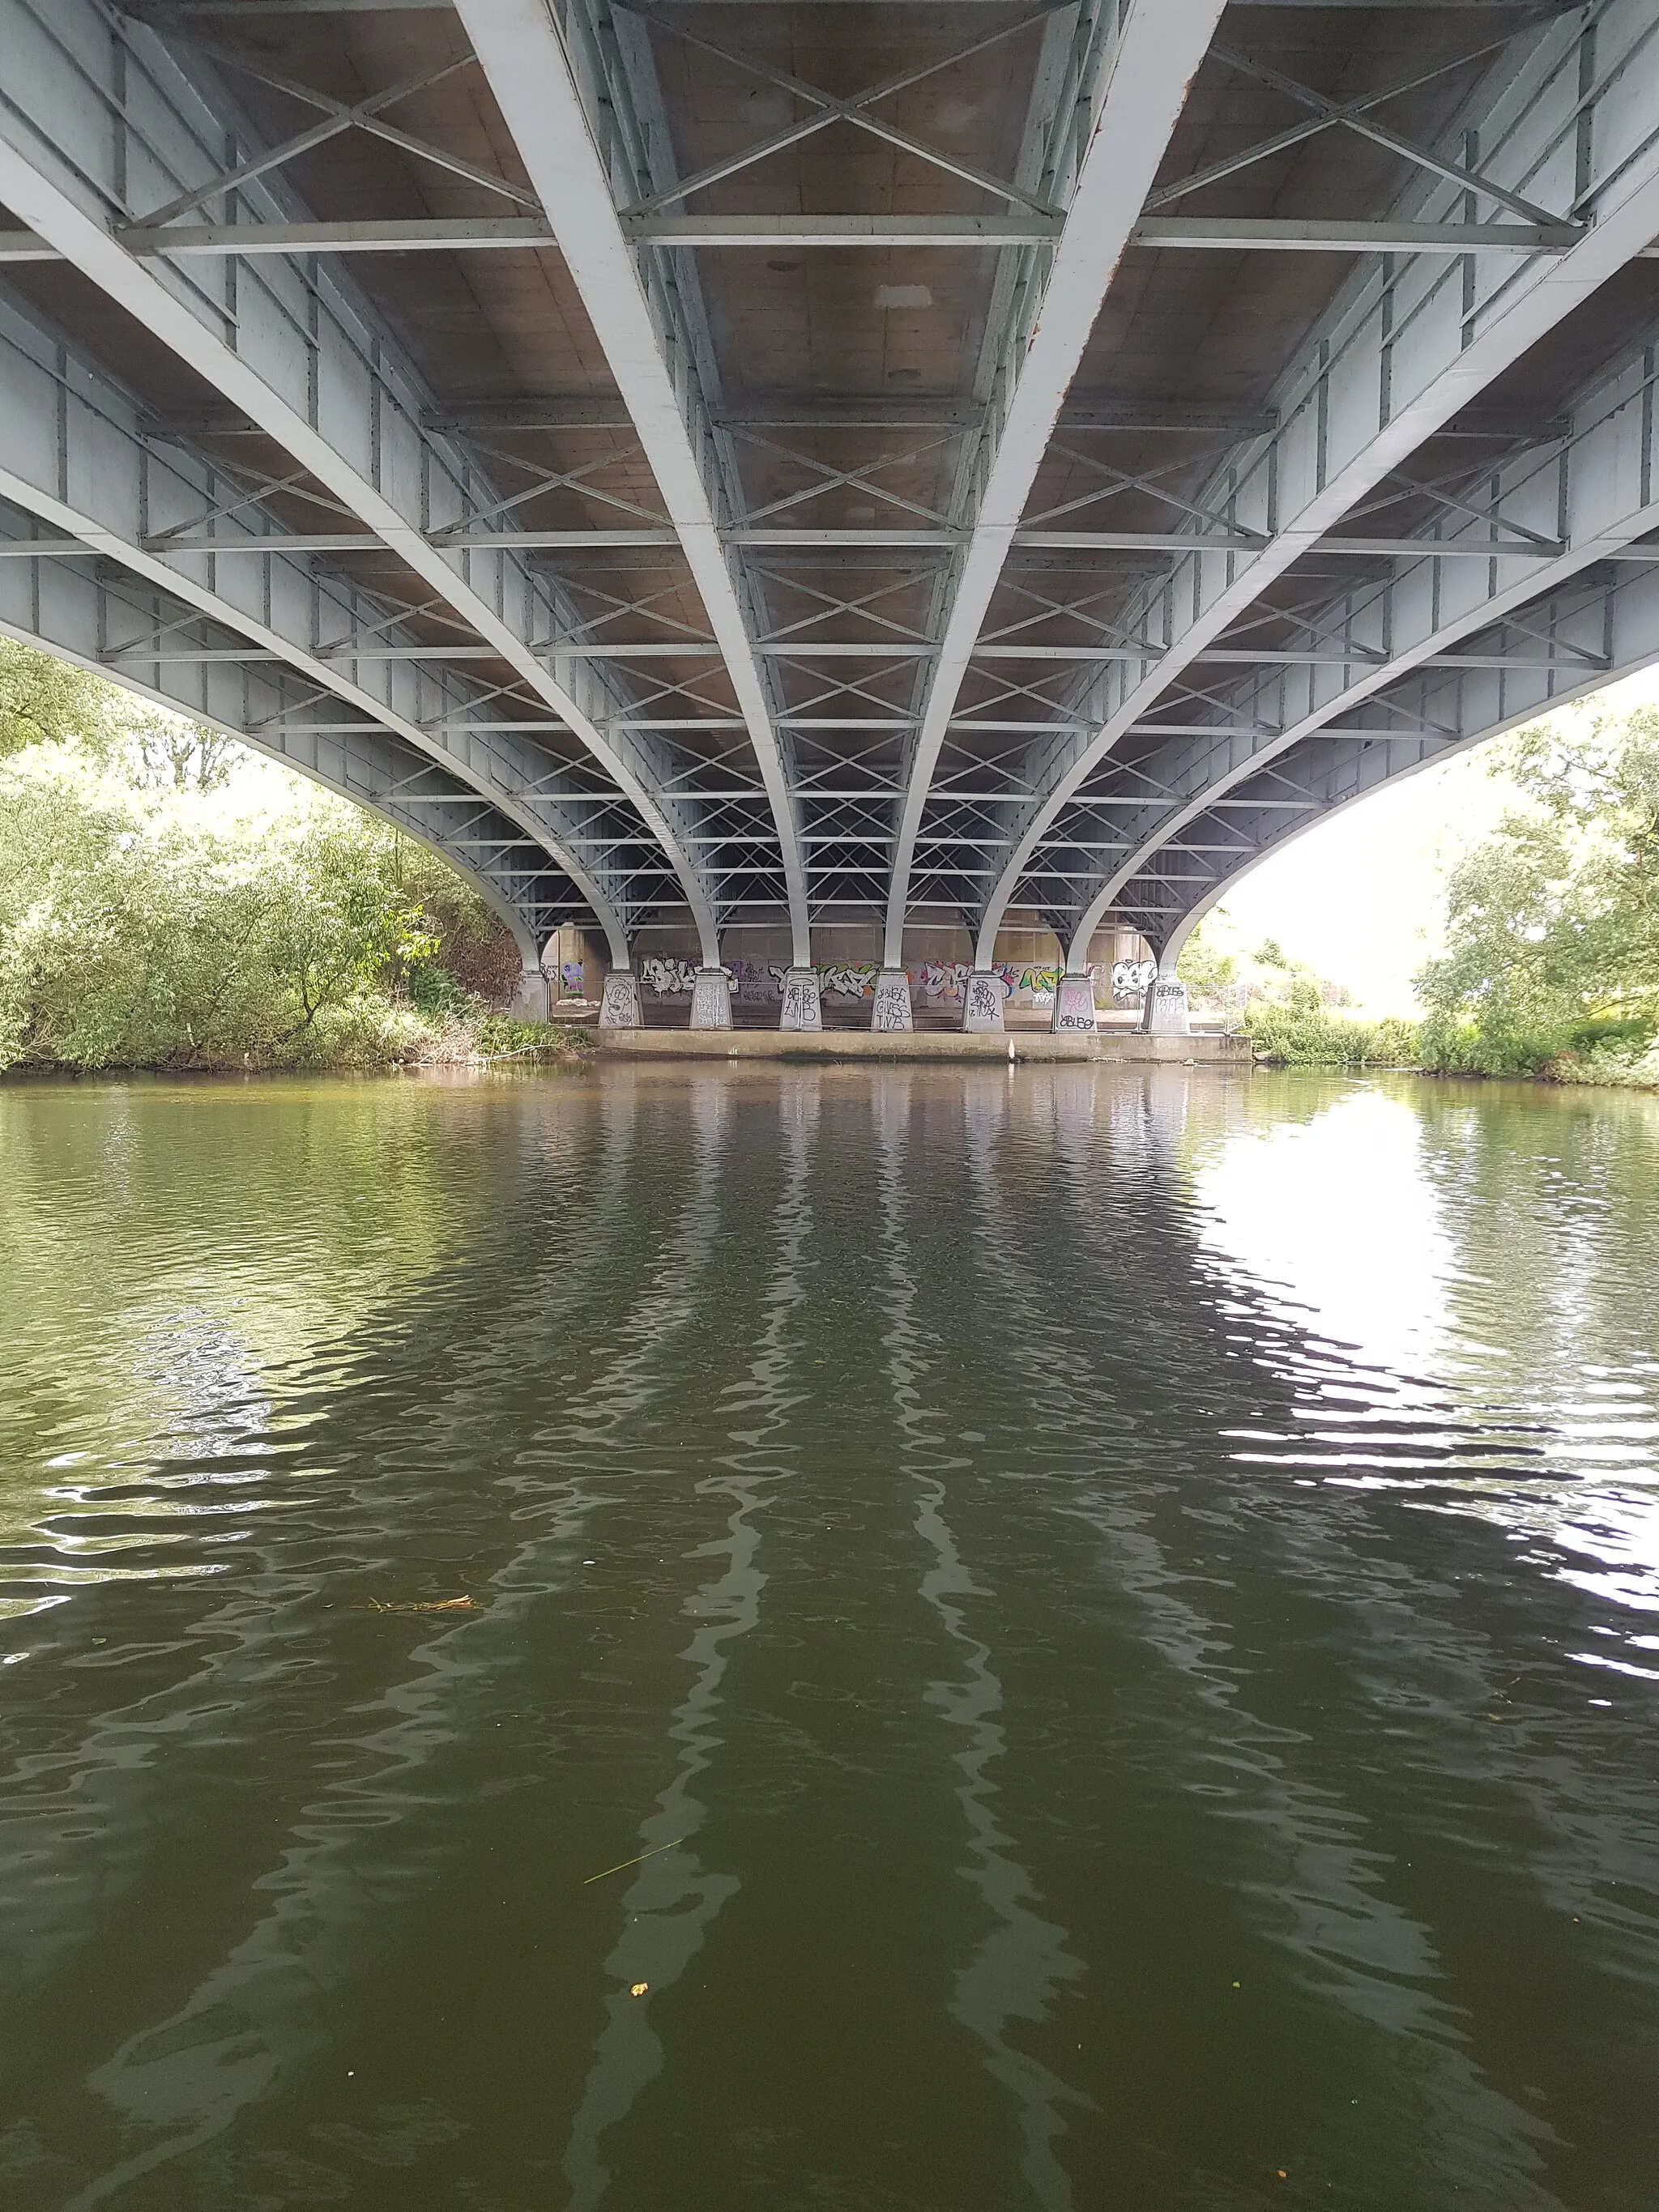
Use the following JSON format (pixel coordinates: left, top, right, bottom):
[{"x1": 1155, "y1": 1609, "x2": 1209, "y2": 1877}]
[{"x1": 0, "y1": 1063, "x2": 1655, "y2": 2212}]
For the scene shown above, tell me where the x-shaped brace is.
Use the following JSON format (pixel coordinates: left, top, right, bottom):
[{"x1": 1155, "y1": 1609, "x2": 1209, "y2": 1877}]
[
  {"x1": 1149, "y1": 36, "x2": 1571, "y2": 230},
  {"x1": 616, "y1": 2, "x2": 1068, "y2": 219},
  {"x1": 135, "y1": 37, "x2": 540, "y2": 228}
]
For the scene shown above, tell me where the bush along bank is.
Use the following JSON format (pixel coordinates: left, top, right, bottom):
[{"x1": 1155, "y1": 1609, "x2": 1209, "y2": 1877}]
[
  {"x1": 0, "y1": 740, "x2": 586, "y2": 1076},
  {"x1": 1242, "y1": 987, "x2": 1422, "y2": 1070}
]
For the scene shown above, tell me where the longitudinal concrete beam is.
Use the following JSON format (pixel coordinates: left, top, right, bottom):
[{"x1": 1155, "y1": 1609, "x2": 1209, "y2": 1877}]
[
  {"x1": 454, "y1": 0, "x2": 812, "y2": 966},
  {"x1": 0, "y1": 0, "x2": 721, "y2": 957},
  {"x1": 881, "y1": 0, "x2": 1226, "y2": 969},
  {"x1": 974, "y1": 0, "x2": 1659, "y2": 970}
]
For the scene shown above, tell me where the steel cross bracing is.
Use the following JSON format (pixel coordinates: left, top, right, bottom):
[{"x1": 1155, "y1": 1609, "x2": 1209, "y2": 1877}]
[
  {"x1": 878, "y1": 0, "x2": 1228, "y2": 965},
  {"x1": 0, "y1": 283, "x2": 663, "y2": 959},
  {"x1": 970, "y1": 0, "x2": 1659, "y2": 969},
  {"x1": 1048, "y1": 308, "x2": 1659, "y2": 955},
  {"x1": 451, "y1": 0, "x2": 812, "y2": 961},
  {"x1": 1041, "y1": 290, "x2": 1659, "y2": 953},
  {"x1": 11, "y1": 0, "x2": 1659, "y2": 986},
  {"x1": 0, "y1": 0, "x2": 733, "y2": 959},
  {"x1": 1119, "y1": 556, "x2": 1659, "y2": 963},
  {"x1": 0, "y1": 508, "x2": 577, "y2": 963}
]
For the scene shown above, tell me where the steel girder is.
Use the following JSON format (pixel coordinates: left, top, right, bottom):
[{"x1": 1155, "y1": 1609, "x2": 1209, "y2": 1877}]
[
  {"x1": 1058, "y1": 306, "x2": 1659, "y2": 956},
  {"x1": 972, "y1": 0, "x2": 1659, "y2": 965},
  {"x1": 0, "y1": 511, "x2": 578, "y2": 965},
  {"x1": 8, "y1": 2, "x2": 1659, "y2": 970},
  {"x1": 0, "y1": 283, "x2": 646, "y2": 960},
  {"x1": 878, "y1": 0, "x2": 1228, "y2": 965},
  {"x1": 0, "y1": 0, "x2": 725, "y2": 954},
  {"x1": 453, "y1": 0, "x2": 812, "y2": 963},
  {"x1": 1124, "y1": 553, "x2": 1659, "y2": 962}
]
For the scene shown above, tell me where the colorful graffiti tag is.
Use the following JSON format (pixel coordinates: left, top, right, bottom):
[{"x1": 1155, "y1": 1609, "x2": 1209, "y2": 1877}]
[{"x1": 630, "y1": 959, "x2": 1099, "y2": 1008}]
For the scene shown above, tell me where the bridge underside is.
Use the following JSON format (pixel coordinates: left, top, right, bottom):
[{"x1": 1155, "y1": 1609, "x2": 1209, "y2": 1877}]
[{"x1": 4, "y1": 0, "x2": 1659, "y2": 1024}]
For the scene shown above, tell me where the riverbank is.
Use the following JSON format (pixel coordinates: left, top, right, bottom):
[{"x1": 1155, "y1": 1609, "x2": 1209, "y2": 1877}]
[
  {"x1": 594, "y1": 1025, "x2": 1248, "y2": 1066},
  {"x1": 0, "y1": 1014, "x2": 595, "y2": 1079}
]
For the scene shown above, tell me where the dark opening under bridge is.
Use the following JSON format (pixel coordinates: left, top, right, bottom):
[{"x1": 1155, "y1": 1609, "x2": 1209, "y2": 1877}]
[{"x1": 4, "y1": 0, "x2": 1659, "y2": 1034}]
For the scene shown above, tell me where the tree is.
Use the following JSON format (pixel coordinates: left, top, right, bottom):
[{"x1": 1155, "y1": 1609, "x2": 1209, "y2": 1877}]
[
  {"x1": 0, "y1": 640, "x2": 114, "y2": 759},
  {"x1": 1416, "y1": 704, "x2": 1659, "y2": 1072},
  {"x1": 1176, "y1": 920, "x2": 1239, "y2": 1007},
  {"x1": 125, "y1": 711, "x2": 239, "y2": 792}
]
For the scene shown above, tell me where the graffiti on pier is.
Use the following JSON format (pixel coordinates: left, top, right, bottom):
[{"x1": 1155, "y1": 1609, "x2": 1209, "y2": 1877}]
[
  {"x1": 1111, "y1": 958, "x2": 1157, "y2": 1005},
  {"x1": 560, "y1": 961, "x2": 585, "y2": 997},
  {"x1": 629, "y1": 957, "x2": 1103, "y2": 1008},
  {"x1": 638, "y1": 957, "x2": 702, "y2": 997}
]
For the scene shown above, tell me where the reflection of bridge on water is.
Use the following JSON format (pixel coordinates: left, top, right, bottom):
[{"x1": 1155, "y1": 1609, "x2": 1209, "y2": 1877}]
[{"x1": 5, "y1": 2, "x2": 1659, "y2": 1036}]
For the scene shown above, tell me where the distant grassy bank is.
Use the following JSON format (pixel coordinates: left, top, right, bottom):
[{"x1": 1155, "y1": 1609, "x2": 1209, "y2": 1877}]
[{"x1": 1238, "y1": 991, "x2": 1659, "y2": 1089}]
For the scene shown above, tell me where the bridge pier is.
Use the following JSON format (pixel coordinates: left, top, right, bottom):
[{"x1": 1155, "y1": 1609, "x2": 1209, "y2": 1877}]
[
  {"x1": 1051, "y1": 972, "x2": 1098, "y2": 1034},
  {"x1": 871, "y1": 971, "x2": 915, "y2": 1034},
  {"x1": 962, "y1": 971, "x2": 1006, "y2": 1033},
  {"x1": 779, "y1": 967, "x2": 823, "y2": 1031},
  {"x1": 1143, "y1": 969, "x2": 1192, "y2": 1037},
  {"x1": 689, "y1": 967, "x2": 735, "y2": 1030},
  {"x1": 599, "y1": 971, "x2": 644, "y2": 1029},
  {"x1": 510, "y1": 967, "x2": 552, "y2": 1023}
]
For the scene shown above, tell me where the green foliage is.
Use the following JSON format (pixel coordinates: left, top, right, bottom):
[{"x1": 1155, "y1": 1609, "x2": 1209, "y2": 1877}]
[
  {"x1": 1243, "y1": 998, "x2": 1421, "y2": 1068},
  {"x1": 472, "y1": 1013, "x2": 594, "y2": 1060},
  {"x1": 0, "y1": 740, "x2": 544, "y2": 1074},
  {"x1": 0, "y1": 641, "x2": 115, "y2": 760},
  {"x1": 1175, "y1": 923, "x2": 1237, "y2": 1002},
  {"x1": 1414, "y1": 704, "x2": 1659, "y2": 1081}
]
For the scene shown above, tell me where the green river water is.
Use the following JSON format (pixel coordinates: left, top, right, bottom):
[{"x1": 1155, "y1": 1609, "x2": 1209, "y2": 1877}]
[{"x1": 0, "y1": 1063, "x2": 1655, "y2": 2212}]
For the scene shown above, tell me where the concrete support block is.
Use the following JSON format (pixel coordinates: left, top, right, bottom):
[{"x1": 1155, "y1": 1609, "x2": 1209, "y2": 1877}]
[
  {"x1": 778, "y1": 966, "x2": 823, "y2": 1031},
  {"x1": 871, "y1": 970, "x2": 915, "y2": 1033},
  {"x1": 509, "y1": 967, "x2": 552, "y2": 1023},
  {"x1": 1143, "y1": 971, "x2": 1192, "y2": 1036},
  {"x1": 598, "y1": 970, "x2": 644, "y2": 1029},
  {"x1": 961, "y1": 970, "x2": 1006, "y2": 1033},
  {"x1": 689, "y1": 966, "x2": 734, "y2": 1029},
  {"x1": 1051, "y1": 970, "x2": 1098, "y2": 1034}
]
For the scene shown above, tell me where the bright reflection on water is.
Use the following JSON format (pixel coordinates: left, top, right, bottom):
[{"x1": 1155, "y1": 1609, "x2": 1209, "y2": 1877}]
[{"x1": 0, "y1": 1064, "x2": 1655, "y2": 2212}]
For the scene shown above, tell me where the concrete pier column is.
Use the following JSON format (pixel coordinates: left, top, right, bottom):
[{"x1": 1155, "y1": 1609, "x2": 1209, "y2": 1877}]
[
  {"x1": 778, "y1": 966, "x2": 823, "y2": 1031},
  {"x1": 509, "y1": 967, "x2": 551, "y2": 1023},
  {"x1": 871, "y1": 970, "x2": 914, "y2": 1033},
  {"x1": 689, "y1": 966, "x2": 735, "y2": 1029},
  {"x1": 1051, "y1": 969, "x2": 1098, "y2": 1034},
  {"x1": 1142, "y1": 966, "x2": 1192, "y2": 1036},
  {"x1": 961, "y1": 970, "x2": 1006, "y2": 1033},
  {"x1": 598, "y1": 970, "x2": 643, "y2": 1029}
]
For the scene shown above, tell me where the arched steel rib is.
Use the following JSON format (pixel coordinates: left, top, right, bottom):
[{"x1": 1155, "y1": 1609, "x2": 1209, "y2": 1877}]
[
  {"x1": 455, "y1": 0, "x2": 812, "y2": 965},
  {"x1": 0, "y1": 552, "x2": 567, "y2": 973},
  {"x1": 0, "y1": 4, "x2": 721, "y2": 957},
  {"x1": 881, "y1": 0, "x2": 1226, "y2": 968},
  {"x1": 1063, "y1": 320, "x2": 1659, "y2": 960},
  {"x1": 0, "y1": 290, "x2": 638, "y2": 961},
  {"x1": 973, "y1": 3, "x2": 1659, "y2": 968}
]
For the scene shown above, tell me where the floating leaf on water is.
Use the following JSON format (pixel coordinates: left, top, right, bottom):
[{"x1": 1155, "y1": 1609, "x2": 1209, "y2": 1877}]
[{"x1": 365, "y1": 1596, "x2": 476, "y2": 1614}]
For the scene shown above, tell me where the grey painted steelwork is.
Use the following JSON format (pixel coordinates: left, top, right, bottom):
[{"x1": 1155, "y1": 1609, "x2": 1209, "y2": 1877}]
[{"x1": 0, "y1": 0, "x2": 1655, "y2": 988}]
